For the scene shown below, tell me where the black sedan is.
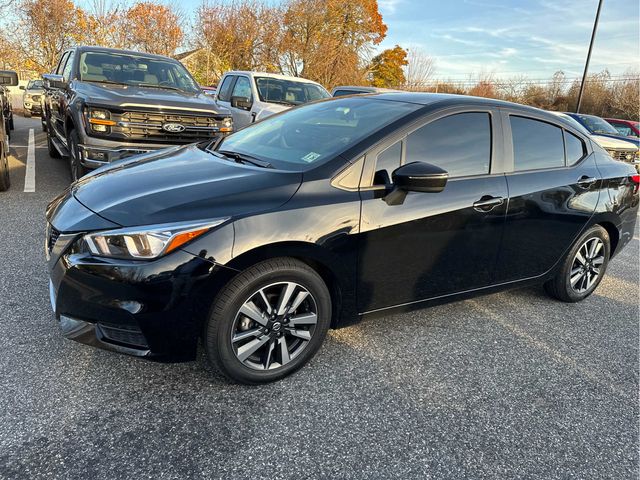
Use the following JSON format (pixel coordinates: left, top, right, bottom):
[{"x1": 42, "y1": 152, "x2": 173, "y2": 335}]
[{"x1": 45, "y1": 93, "x2": 639, "y2": 384}]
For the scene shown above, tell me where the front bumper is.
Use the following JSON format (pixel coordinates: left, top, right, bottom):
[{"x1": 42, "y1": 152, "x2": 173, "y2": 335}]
[
  {"x1": 24, "y1": 102, "x2": 42, "y2": 115},
  {"x1": 47, "y1": 229, "x2": 229, "y2": 358}
]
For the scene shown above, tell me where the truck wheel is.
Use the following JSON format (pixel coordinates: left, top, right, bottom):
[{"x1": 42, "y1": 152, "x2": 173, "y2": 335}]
[
  {"x1": 68, "y1": 129, "x2": 88, "y2": 181},
  {"x1": 205, "y1": 257, "x2": 332, "y2": 384},
  {"x1": 8, "y1": 115, "x2": 14, "y2": 130},
  {"x1": 24, "y1": 111, "x2": 31, "y2": 118},
  {"x1": 46, "y1": 122, "x2": 61, "y2": 159},
  {"x1": 0, "y1": 144, "x2": 10, "y2": 192}
]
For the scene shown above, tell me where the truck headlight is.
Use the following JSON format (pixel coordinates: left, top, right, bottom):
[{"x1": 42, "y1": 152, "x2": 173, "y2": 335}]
[
  {"x1": 87, "y1": 108, "x2": 115, "y2": 133},
  {"x1": 82, "y1": 218, "x2": 228, "y2": 260}
]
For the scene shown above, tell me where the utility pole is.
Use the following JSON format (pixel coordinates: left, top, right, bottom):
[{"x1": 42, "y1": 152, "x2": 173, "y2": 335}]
[{"x1": 576, "y1": 0, "x2": 603, "y2": 113}]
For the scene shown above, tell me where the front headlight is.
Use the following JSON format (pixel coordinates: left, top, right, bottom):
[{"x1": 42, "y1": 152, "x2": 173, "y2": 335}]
[
  {"x1": 86, "y1": 107, "x2": 116, "y2": 133},
  {"x1": 82, "y1": 218, "x2": 228, "y2": 260}
]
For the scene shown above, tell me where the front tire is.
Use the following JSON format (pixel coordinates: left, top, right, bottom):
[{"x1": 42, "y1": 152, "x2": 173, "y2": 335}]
[
  {"x1": 205, "y1": 258, "x2": 332, "y2": 384},
  {"x1": 0, "y1": 144, "x2": 10, "y2": 191},
  {"x1": 68, "y1": 128, "x2": 88, "y2": 181},
  {"x1": 544, "y1": 225, "x2": 610, "y2": 302}
]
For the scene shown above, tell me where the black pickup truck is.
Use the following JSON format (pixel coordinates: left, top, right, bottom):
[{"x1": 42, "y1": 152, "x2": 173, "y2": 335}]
[
  {"x1": 43, "y1": 46, "x2": 233, "y2": 181},
  {"x1": 0, "y1": 70, "x2": 18, "y2": 191}
]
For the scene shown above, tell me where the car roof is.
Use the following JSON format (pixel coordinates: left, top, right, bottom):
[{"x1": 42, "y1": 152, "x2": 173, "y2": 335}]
[
  {"x1": 225, "y1": 71, "x2": 323, "y2": 86},
  {"x1": 332, "y1": 86, "x2": 399, "y2": 93},
  {"x1": 74, "y1": 45, "x2": 178, "y2": 62}
]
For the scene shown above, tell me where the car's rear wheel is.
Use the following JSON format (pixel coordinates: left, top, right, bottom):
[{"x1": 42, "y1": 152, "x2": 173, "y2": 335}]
[
  {"x1": 0, "y1": 143, "x2": 10, "y2": 191},
  {"x1": 68, "y1": 128, "x2": 88, "y2": 181},
  {"x1": 544, "y1": 225, "x2": 610, "y2": 302},
  {"x1": 205, "y1": 258, "x2": 331, "y2": 384}
]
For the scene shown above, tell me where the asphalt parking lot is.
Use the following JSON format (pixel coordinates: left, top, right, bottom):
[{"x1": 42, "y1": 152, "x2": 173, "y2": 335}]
[{"x1": 0, "y1": 115, "x2": 638, "y2": 479}]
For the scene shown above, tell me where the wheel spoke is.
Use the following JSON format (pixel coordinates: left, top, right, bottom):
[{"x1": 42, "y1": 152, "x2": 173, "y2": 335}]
[
  {"x1": 239, "y1": 301, "x2": 267, "y2": 326},
  {"x1": 276, "y1": 282, "x2": 297, "y2": 315},
  {"x1": 592, "y1": 255, "x2": 605, "y2": 266},
  {"x1": 236, "y1": 335, "x2": 270, "y2": 362},
  {"x1": 263, "y1": 339, "x2": 275, "y2": 369},
  {"x1": 289, "y1": 290, "x2": 309, "y2": 313},
  {"x1": 575, "y1": 250, "x2": 587, "y2": 265},
  {"x1": 571, "y1": 270, "x2": 586, "y2": 287},
  {"x1": 586, "y1": 271, "x2": 596, "y2": 290},
  {"x1": 279, "y1": 336, "x2": 291, "y2": 365},
  {"x1": 286, "y1": 328, "x2": 311, "y2": 341},
  {"x1": 258, "y1": 289, "x2": 273, "y2": 315},
  {"x1": 588, "y1": 239, "x2": 600, "y2": 258},
  {"x1": 232, "y1": 328, "x2": 262, "y2": 343},
  {"x1": 289, "y1": 312, "x2": 317, "y2": 327}
]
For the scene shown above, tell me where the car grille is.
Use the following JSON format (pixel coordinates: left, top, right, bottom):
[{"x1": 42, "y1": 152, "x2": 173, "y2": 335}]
[
  {"x1": 98, "y1": 322, "x2": 149, "y2": 348},
  {"x1": 47, "y1": 224, "x2": 60, "y2": 253},
  {"x1": 605, "y1": 148, "x2": 637, "y2": 162},
  {"x1": 110, "y1": 110, "x2": 230, "y2": 144}
]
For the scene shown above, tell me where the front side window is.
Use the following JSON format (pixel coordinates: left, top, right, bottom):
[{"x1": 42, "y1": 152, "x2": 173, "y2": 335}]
[
  {"x1": 255, "y1": 77, "x2": 330, "y2": 106},
  {"x1": 78, "y1": 51, "x2": 200, "y2": 93},
  {"x1": 217, "y1": 97, "x2": 419, "y2": 171},
  {"x1": 375, "y1": 140, "x2": 402, "y2": 184},
  {"x1": 511, "y1": 116, "x2": 565, "y2": 171},
  {"x1": 55, "y1": 52, "x2": 69, "y2": 75},
  {"x1": 231, "y1": 76, "x2": 252, "y2": 100},
  {"x1": 405, "y1": 112, "x2": 492, "y2": 177},
  {"x1": 62, "y1": 51, "x2": 75, "y2": 81}
]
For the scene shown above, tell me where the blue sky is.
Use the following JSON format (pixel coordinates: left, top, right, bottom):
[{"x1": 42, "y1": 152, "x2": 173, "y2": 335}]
[{"x1": 175, "y1": 0, "x2": 639, "y2": 80}]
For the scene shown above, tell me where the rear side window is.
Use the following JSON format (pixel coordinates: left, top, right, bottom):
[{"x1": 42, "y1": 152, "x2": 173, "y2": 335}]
[
  {"x1": 217, "y1": 75, "x2": 235, "y2": 102},
  {"x1": 511, "y1": 116, "x2": 564, "y2": 171},
  {"x1": 564, "y1": 131, "x2": 586, "y2": 165},
  {"x1": 405, "y1": 112, "x2": 492, "y2": 177}
]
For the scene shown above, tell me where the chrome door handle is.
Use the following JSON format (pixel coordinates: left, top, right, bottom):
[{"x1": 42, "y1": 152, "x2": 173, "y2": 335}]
[
  {"x1": 473, "y1": 196, "x2": 504, "y2": 212},
  {"x1": 577, "y1": 176, "x2": 597, "y2": 188}
]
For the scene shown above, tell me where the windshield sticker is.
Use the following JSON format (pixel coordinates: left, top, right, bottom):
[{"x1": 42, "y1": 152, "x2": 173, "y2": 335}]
[{"x1": 301, "y1": 152, "x2": 321, "y2": 163}]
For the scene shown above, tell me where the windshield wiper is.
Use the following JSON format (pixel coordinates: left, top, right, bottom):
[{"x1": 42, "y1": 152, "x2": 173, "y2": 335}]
[
  {"x1": 137, "y1": 83, "x2": 183, "y2": 92},
  {"x1": 217, "y1": 150, "x2": 273, "y2": 168},
  {"x1": 268, "y1": 100, "x2": 296, "y2": 106},
  {"x1": 84, "y1": 79, "x2": 128, "y2": 86}
]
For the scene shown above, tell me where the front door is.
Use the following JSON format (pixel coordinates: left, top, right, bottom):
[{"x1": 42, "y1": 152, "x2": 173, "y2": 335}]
[{"x1": 357, "y1": 108, "x2": 508, "y2": 313}]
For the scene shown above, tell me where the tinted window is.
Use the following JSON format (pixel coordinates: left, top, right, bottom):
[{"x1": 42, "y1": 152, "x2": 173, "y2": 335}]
[
  {"x1": 231, "y1": 76, "x2": 252, "y2": 100},
  {"x1": 564, "y1": 131, "x2": 586, "y2": 165},
  {"x1": 333, "y1": 89, "x2": 361, "y2": 97},
  {"x1": 218, "y1": 97, "x2": 420, "y2": 171},
  {"x1": 375, "y1": 141, "x2": 402, "y2": 183},
  {"x1": 56, "y1": 52, "x2": 69, "y2": 75},
  {"x1": 511, "y1": 116, "x2": 564, "y2": 171},
  {"x1": 405, "y1": 112, "x2": 491, "y2": 177},
  {"x1": 217, "y1": 75, "x2": 235, "y2": 102}
]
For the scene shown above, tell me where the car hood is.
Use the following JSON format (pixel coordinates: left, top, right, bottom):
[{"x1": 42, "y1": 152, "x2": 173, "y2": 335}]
[
  {"x1": 254, "y1": 103, "x2": 290, "y2": 121},
  {"x1": 591, "y1": 134, "x2": 640, "y2": 150},
  {"x1": 72, "y1": 145, "x2": 303, "y2": 227},
  {"x1": 74, "y1": 81, "x2": 231, "y2": 115},
  {"x1": 592, "y1": 133, "x2": 640, "y2": 147}
]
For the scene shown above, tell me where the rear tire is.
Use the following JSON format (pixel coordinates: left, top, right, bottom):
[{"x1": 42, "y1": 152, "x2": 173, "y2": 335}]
[
  {"x1": 544, "y1": 225, "x2": 610, "y2": 302},
  {"x1": 0, "y1": 143, "x2": 10, "y2": 192},
  {"x1": 205, "y1": 258, "x2": 331, "y2": 384},
  {"x1": 24, "y1": 111, "x2": 31, "y2": 118}
]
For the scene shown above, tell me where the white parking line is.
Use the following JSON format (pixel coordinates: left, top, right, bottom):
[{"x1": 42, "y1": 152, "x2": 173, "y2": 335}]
[{"x1": 24, "y1": 129, "x2": 36, "y2": 192}]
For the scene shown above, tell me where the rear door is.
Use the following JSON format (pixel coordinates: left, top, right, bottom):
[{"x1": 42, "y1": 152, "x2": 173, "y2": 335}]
[
  {"x1": 47, "y1": 51, "x2": 70, "y2": 139},
  {"x1": 357, "y1": 106, "x2": 508, "y2": 312},
  {"x1": 494, "y1": 110, "x2": 600, "y2": 282}
]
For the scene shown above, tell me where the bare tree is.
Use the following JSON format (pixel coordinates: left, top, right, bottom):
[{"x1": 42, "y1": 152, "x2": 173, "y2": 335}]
[{"x1": 402, "y1": 48, "x2": 435, "y2": 91}]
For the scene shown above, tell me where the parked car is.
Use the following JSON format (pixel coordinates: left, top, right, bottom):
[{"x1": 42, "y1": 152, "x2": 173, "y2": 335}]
[
  {"x1": 214, "y1": 71, "x2": 330, "y2": 129},
  {"x1": 46, "y1": 93, "x2": 639, "y2": 384},
  {"x1": 564, "y1": 112, "x2": 640, "y2": 147},
  {"x1": 551, "y1": 112, "x2": 639, "y2": 172},
  {"x1": 0, "y1": 76, "x2": 15, "y2": 140},
  {"x1": 331, "y1": 85, "x2": 401, "y2": 97},
  {"x1": 201, "y1": 85, "x2": 217, "y2": 96},
  {"x1": 0, "y1": 70, "x2": 18, "y2": 191},
  {"x1": 42, "y1": 46, "x2": 234, "y2": 181},
  {"x1": 605, "y1": 118, "x2": 639, "y2": 138},
  {"x1": 20, "y1": 79, "x2": 44, "y2": 117}
]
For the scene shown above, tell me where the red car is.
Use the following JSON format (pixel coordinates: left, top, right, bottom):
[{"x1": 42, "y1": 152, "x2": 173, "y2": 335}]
[{"x1": 605, "y1": 118, "x2": 639, "y2": 138}]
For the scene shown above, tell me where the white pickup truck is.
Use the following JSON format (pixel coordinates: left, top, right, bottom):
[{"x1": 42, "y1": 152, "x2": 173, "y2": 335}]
[{"x1": 214, "y1": 71, "x2": 330, "y2": 129}]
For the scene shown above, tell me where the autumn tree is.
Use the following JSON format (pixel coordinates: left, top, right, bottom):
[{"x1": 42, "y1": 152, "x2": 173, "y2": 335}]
[
  {"x1": 403, "y1": 48, "x2": 435, "y2": 90},
  {"x1": 84, "y1": 0, "x2": 128, "y2": 49},
  {"x1": 124, "y1": 2, "x2": 183, "y2": 56},
  {"x1": 369, "y1": 45, "x2": 407, "y2": 88}
]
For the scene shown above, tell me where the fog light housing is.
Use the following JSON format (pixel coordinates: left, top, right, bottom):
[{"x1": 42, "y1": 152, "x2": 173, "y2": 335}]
[{"x1": 85, "y1": 150, "x2": 107, "y2": 161}]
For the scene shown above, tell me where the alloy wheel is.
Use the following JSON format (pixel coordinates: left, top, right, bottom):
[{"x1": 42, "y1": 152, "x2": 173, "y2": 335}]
[
  {"x1": 569, "y1": 237, "x2": 605, "y2": 293},
  {"x1": 231, "y1": 281, "x2": 318, "y2": 371}
]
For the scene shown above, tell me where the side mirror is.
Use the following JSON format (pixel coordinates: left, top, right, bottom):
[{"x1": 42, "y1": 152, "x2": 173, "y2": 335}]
[
  {"x1": 392, "y1": 161, "x2": 448, "y2": 193},
  {"x1": 231, "y1": 96, "x2": 252, "y2": 110},
  {"x1": 0, "y1": 70, "x2": 19, "y2": 87},
  {"x1": 19, "y1": 85, "x2": 25, "y2": 90},
  {"x1": 42, "y1": 73, "x2": 67, "y2": 90}
]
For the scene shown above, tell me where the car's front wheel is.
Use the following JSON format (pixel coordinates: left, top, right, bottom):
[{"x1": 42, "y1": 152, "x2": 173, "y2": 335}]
[
  {"x1": 0, "y1": 144, "x2": 10, "y2": 191},
  {"x1": 544, "y1": 225, "x2": 610, "y2": 302},
  {"x1": 205, "y1": 258, "x2": 332, "y2": 384},
  {"x1": 68, "y1": 128, "x2": 88, "y2": 181}
]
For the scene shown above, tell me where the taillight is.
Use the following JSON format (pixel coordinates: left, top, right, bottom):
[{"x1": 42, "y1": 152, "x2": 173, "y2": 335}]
[{"x1": 631, "y1": 174, "x2": 640, "y2": 185}]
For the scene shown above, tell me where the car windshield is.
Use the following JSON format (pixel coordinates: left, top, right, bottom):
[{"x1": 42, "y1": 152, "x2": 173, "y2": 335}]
[
  {"x1": 78, "y1": 51, "x2": 200, "y2": 94},
  {"x1": 577, "y1": 114, "x2": 619, "y2": 135},
  {"x1": 27, "y1": 80, "x2": 43, "y2": 89},
  {"x1": 255, "y1": 77, "x2": 330, "y2": 106},
  {"x1": 215, "y1": 97, "x2": 420, "y2": 171}
]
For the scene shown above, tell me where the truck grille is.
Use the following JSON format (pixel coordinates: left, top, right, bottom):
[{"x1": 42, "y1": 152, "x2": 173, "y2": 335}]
[
  {"x1": 605, "y1": 148, "x2": 637, "y2": 162},
  {"x1": 110, "y1": 110, "x2": 230, "y2": 144}
]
